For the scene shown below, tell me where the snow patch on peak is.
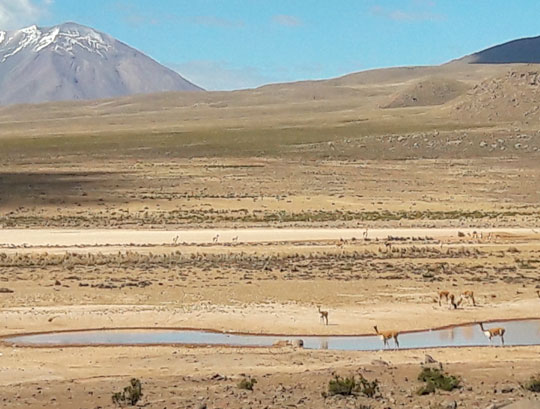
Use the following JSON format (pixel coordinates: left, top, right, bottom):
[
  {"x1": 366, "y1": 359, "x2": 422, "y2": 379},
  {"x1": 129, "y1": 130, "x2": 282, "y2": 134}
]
[
  {"x1": 0, "y1": 23, "x2": 113, "y2": 61},
  {"x1": 19, "y1": 25, "x2": 40, "y2": 35},
  {"x1": 53, "y1": 27, "x2": 112, "y2": 56},
  {"x1": 34, "y1": 27, "x2": 60, "y2": 52},
  {"x1": 1, "y1": 25, "x2": 42, "y2": 62}
]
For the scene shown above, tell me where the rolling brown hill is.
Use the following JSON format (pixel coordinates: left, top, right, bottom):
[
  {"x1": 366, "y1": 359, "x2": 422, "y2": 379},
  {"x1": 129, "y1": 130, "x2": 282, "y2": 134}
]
[
  {"x1": 0, "y1": 61, "x2": 517, "y2": 140},
  {"x1": 1, "y1": 36, "x2": 540, "y2": 156}
]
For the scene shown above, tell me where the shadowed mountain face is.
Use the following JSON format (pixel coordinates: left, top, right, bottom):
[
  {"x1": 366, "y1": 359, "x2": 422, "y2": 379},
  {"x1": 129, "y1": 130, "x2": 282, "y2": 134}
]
[
  {"x1": 0, "y1": 22, "x2": 203, "y2": 105},
  {"x1": 464, "y1": 36, "x2": 540, "y2": 64}
]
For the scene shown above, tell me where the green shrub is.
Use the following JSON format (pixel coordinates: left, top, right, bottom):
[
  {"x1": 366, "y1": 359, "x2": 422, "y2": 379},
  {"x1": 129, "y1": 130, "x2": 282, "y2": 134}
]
[
  {"x1": 328, "y1": 375, "x2": 379, "y2": 398},
  {"x1": 328, "y1": 375, "x2": 357, "y2": 396},
  {"x1": 112, "y1": 378, "x2": 142, "y2": 406},
  {"x1": 417, "y1": 367, "x2": 460, "y2": 394},
  {"x1": 417, "y1": 381, "x2": 436, "y2": 396},
  {"x1": 522, "y1": 373, "x2": 540, "y2": 392},
  {"x1": 358, "y1": 375, "x2": 380, "y2": 398},
  {"x1": 238, "y1": 377, "x2": 257, "y2": 391}
]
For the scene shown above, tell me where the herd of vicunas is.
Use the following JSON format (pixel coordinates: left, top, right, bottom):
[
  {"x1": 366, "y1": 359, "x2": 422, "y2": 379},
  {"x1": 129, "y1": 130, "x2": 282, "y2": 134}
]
[{"x1": 317, "y1": 290, "x2": 540, "y2": 349}]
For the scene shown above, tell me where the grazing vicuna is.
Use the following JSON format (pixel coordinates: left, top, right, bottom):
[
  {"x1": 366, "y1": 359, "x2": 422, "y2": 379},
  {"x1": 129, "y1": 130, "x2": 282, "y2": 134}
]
[
  {"x1": 438, "y1": 290, "x2": 450, "y2": 306},
  {"x1": 461, "y1": 290, "x2": 476, "y2": 306}
]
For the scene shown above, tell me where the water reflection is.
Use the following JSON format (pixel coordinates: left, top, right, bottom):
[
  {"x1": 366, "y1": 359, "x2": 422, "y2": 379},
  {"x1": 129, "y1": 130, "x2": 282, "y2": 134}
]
[{"x1": 461, "y1": 325, "x2": 475, "y2": 341}]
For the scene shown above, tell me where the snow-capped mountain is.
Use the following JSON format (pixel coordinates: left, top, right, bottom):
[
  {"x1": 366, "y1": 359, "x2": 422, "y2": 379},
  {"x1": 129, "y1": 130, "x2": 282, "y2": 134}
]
[{"x1": 0, "y1": 22, "x2": 203, "y2": 105}]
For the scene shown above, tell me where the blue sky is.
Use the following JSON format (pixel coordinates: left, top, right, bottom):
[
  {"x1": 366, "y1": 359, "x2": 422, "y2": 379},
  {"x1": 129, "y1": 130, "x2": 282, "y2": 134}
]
[{"x1": 2, "y1": 0, "x2": 540, "y2": 90}]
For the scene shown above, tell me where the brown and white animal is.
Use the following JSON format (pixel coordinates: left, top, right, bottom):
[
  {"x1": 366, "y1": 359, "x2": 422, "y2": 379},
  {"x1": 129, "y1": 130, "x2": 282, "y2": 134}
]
[
  {"x1": 374, "y1": 325, "x2": 400, "y2": 348},
  {"x1": 536, "y1": 290, "x2": 540, "y2": 299},
  {"x1": 439, "y1": 291, "x2": 458, "y2": 309},
  {"x1": 318, "y1": 306, "x2": 329, "y2": 325},
  {"x1": 479, "y1": 323, "x2": 505, "y2": 345},
  {"x1": 461, "y1": 290, "x2": 476, "y2": 306},
  {"x1": 438, "y1": 290, "x2": 450, "y2": 306}
]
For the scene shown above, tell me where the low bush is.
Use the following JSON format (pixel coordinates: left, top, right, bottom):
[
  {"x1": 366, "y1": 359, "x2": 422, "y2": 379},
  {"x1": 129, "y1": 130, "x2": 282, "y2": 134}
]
[
  {"x1": 417, "y1": 381, "x2": 436, "y2": 396},
  {"x1": 522, "y1": 373, "x2": 540, "y2": 392},
  {"x1": 238, "y1": 377, "x2": 257, "y2": 391},
  {"x1": 327, "y1": 374, "x2": 379, "y2": 398},
  {"x1": 328, "y1": 375, "x2": 357, "y2": 396},
  {"x1": 417, "y1": 367, "x2": 460, "y2": 395},
  {"x1": 112, "y1": 378, "x2": 142, "y2": 406}
]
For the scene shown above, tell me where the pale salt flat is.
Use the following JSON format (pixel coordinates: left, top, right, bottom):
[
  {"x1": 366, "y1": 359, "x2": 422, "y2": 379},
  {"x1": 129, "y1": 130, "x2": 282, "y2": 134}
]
[{"x1": 0, "y1": 228, "x2": 537, "y2": 247}]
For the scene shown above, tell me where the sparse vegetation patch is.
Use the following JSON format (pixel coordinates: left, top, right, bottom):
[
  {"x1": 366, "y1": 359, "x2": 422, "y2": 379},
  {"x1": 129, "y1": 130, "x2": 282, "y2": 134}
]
[
  {"x1": 327, "y1": 374, "x2": 379, "y2": 398},
  {"x1": 238, "y1": 377, "x2": 257, "y2": 391},
  {"x1": 522, "y1": 373, "x2": 540, "y2": 392},
  {"x1": 417, "y1": 367, "x2": 460, "y2": 395},
  {"x1": 112, "y1": 378, "x2": 142, "y2": 406}
]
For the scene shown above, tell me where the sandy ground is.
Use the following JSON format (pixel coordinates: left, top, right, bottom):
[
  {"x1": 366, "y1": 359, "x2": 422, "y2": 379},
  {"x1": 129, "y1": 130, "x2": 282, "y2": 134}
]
[
  {"x1": 0, "y1": 228, "x2": 539, "y2": 408},
  {"x1": 1, "y1": 299, "x2": 540, "y2": 338},
  {"x1": 0, "y1": 344, "x2": 538, "y2": 408}
]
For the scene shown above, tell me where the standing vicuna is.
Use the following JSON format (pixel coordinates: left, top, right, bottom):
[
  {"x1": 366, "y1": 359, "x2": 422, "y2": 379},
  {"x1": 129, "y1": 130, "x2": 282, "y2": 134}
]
[
  {"x1": 317, "y1": 306, "x2": 329, "y2": 325},
  {"x1": 479, "y1": 322, "x2": 506, "y2": 346},
  {"x1": 374, "y1": 325, "x2": 400, "y2": 349}
]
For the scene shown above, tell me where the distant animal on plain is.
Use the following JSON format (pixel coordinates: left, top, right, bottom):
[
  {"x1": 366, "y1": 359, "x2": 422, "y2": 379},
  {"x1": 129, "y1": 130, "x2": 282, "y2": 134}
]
[
  {"x1": 317, "y1": 306, "x2": 329, "y2": 325},
  {"x1": 461, "y1": 290, "x2": 476, "y2": 306},
  {"x1": 438, "y1": 290, "x2": 450, "y2": 306}
]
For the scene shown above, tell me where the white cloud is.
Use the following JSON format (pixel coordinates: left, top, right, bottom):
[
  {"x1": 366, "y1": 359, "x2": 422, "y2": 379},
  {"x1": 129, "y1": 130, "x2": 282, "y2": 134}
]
[
  {"x1": 187, "y1": 16, "x2": 245, "y2": 28},
  {"x1": 370, "y1": 5, "x2": 443, "y2": 22},
  {"x1": 0, "y1": 0, "x2": 52, "y2": 30},
  {"x1": 172, "y1": 60, "x2": 275, "y2": 91},
  {"x1": 272, "y1": 14, "x2": 303, "y2": 27},
  {"x1": 113, "y1": 3, "x2": 244, "y2": 29}
]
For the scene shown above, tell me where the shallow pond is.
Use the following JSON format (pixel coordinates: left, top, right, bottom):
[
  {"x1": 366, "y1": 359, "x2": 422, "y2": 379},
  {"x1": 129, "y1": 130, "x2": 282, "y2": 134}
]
[{"x1": 5, "y1": 319, "x2": 540, "y2": 350}]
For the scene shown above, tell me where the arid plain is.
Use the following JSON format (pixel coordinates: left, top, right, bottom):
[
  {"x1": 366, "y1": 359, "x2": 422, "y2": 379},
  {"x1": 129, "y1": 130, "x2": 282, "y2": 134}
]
[{"x1": 1, "y1": 61, "x2": 540, "y2": 408}]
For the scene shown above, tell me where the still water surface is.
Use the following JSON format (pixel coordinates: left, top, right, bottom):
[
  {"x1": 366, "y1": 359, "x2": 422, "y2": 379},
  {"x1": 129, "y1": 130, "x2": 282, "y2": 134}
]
[{"x1": 6, "y1": 319, "x2": 540, "y2": 350}]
